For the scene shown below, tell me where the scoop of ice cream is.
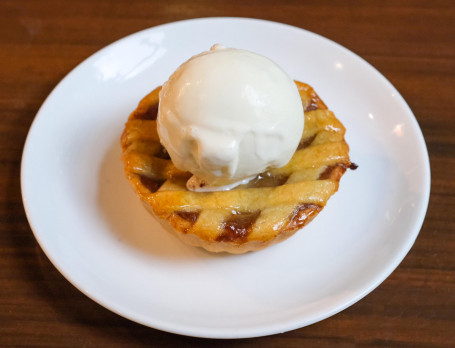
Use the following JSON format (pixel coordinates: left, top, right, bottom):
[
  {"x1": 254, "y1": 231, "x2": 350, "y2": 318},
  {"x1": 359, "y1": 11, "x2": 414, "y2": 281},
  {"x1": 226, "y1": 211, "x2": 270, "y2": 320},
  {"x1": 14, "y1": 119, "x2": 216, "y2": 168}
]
[{"x1": 157, "y1": 45, "x2": 304, "y2": 191}]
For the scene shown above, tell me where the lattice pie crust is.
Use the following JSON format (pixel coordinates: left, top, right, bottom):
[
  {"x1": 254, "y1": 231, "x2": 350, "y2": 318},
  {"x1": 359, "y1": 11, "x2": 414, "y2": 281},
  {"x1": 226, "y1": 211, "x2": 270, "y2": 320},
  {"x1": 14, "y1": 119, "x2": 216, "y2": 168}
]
[{"x1": 121, "y1": 81, "x2": 355, "y2": 253}]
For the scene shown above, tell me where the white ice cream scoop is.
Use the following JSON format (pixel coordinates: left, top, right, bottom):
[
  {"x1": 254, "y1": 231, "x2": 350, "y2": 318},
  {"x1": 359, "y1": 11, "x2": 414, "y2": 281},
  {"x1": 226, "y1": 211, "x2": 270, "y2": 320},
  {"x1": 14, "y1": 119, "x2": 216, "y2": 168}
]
[{"x1": 157, "y1": 45, "x2": 304, "y2": 191}]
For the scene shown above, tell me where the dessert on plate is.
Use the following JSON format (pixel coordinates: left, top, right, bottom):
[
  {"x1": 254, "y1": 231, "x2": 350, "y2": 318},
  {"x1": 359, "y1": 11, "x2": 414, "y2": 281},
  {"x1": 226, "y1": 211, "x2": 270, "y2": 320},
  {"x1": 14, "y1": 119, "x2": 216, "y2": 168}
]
[{"x1": 121, "y1": 45, "x2": 356, "y2": 253}]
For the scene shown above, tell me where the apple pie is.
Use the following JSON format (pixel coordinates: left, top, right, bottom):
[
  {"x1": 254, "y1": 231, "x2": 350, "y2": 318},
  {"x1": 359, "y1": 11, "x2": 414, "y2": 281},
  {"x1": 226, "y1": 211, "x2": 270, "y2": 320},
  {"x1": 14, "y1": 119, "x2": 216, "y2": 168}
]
[{"x1": 121, "y1": 81, "x2": 356, "y2": 253}]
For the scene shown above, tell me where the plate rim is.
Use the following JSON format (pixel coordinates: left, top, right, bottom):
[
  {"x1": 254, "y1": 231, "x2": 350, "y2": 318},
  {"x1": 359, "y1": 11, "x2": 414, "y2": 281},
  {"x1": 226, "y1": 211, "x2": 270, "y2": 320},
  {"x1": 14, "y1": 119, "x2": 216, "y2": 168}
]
[{"x1": 21, "y1": 17, "x2": 431, "y2": 338}]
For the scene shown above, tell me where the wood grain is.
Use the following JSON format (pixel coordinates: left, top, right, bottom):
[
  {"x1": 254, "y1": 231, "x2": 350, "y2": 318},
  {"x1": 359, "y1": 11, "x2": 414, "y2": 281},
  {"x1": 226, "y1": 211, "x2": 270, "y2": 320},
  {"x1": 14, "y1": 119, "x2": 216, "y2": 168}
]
[{"x1": 1, "y1": 0, "x2": 454, "y2": 347}]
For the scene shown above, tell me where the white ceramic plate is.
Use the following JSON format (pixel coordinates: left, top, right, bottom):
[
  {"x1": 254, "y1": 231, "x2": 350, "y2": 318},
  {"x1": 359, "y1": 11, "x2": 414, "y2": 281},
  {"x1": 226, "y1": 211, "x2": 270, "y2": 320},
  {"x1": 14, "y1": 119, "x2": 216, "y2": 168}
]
[{"x1": 21, "y1": 18, "x2": 430, "y2": 338}]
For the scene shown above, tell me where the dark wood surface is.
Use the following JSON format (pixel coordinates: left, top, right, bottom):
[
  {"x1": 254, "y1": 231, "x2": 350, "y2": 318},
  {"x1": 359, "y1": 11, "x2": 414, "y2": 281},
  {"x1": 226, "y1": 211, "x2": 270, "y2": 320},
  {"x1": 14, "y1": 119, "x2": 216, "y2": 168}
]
[{"x1": 1, "y1": 0, "x2": 454, "y2": 346}]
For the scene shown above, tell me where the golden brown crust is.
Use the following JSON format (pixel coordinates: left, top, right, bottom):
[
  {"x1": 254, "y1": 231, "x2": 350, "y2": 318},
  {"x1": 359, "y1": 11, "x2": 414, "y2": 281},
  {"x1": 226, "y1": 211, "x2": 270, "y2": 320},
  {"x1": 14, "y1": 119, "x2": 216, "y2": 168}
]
[{"x1": 121, "y1": 81, "x2": 353, "y2": 253}]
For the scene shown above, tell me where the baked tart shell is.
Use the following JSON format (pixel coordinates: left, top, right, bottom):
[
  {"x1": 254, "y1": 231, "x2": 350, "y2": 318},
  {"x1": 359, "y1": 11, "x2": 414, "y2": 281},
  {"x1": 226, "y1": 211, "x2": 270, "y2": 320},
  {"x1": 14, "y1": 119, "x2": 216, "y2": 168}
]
[{"x1": 121, "y1": 81, "x2": 354, "y2": 253}]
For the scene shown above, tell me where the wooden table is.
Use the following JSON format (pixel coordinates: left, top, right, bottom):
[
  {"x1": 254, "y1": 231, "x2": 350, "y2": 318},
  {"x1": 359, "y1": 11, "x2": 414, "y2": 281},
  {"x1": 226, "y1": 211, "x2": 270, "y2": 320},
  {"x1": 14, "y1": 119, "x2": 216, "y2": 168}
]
[{"x1": 1, "y1": 1, "x2": 454, "y2": 346}]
